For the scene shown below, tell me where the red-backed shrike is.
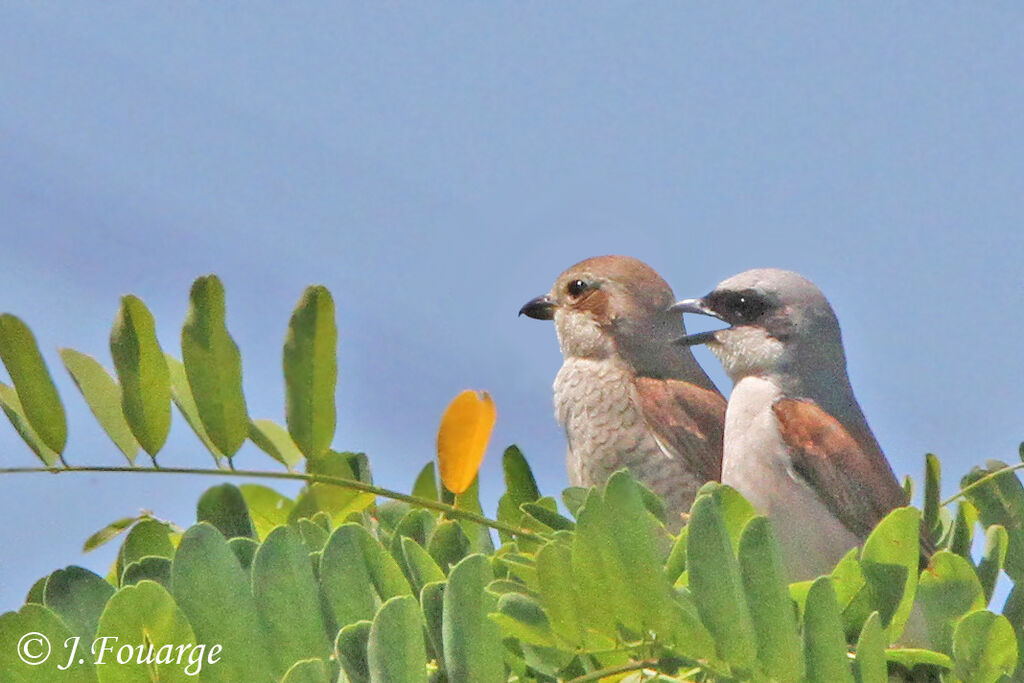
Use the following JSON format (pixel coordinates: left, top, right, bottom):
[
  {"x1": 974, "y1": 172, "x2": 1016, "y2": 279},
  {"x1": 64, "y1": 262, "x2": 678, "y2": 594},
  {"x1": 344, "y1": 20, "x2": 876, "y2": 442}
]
[{"x1": 521, "y1": 255, "x2": 725, "y2": 529}]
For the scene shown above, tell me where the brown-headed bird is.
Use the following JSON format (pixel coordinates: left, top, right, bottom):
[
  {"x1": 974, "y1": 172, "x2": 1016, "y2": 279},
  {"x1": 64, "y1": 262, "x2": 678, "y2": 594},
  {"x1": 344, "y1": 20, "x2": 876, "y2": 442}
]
[
  {"x1": 520, "y1": 255, "x2": 726, "y2": 529},
  {"x1": 672, "y1": 268, "x2": 911, "y2": 581}
]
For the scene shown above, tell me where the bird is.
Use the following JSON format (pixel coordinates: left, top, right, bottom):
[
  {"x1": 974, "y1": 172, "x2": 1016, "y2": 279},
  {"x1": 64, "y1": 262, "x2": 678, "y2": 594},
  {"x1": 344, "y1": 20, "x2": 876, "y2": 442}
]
[
  {"x1": 519, "y1": 255, "x2": 726, "y2": 530},
  {"x1": 670, "y1": 268, "x2": 912, "y2": 582}
]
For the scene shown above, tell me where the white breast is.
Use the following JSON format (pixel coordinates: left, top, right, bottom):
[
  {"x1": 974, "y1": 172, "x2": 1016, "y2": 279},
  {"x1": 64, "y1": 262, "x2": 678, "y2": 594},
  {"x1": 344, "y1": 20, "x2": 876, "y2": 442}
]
[
  {"x1": 553, "y1": 357, "x2": 647, "y2": 487},
  {"x1": 723, "y1": 376, "x2": 860, "y2": 582}
]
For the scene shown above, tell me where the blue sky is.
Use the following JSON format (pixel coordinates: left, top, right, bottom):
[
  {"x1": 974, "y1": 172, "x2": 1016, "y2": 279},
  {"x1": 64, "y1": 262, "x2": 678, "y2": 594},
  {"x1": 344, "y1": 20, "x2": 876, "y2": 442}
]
[{"x1": 2, "y1": 3, "x2": 1022, "y2": 611}]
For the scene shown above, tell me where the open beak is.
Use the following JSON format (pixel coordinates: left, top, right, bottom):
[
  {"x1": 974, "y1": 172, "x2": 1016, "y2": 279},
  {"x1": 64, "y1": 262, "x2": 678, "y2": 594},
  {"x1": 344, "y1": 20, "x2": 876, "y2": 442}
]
[
  {"x1": 519, "y1": 294, "x2": 556, "y2": 320},
  {"x1": 669, "y1": 298, "x2": 720, "y2": 319},
  {"x1": 669, "y1": 297, "x2": 725, "y2": 347}
]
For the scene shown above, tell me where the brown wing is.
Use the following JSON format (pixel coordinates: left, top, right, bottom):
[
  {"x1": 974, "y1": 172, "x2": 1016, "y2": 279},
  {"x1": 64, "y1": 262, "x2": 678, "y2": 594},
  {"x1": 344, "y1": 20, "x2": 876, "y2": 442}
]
[
  {"x1": 772, "y1": 398, "x2": 908, "y2": 540},
  {"x1": 634, "y1": 377, "x2": 726, "y2": 484}
]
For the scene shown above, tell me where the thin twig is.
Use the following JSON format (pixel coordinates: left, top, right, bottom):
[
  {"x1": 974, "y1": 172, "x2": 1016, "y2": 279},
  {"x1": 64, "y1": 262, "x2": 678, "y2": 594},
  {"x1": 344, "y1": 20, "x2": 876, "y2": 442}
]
[
  {"x1": 940, "y1": 461, "x2": 1024, "y2": 507},
  {"x1": 566, "y1": 659, "x2": 660, "y2": 683},
  {"x1": 0, "y1": 465, "x2": 544, "y2": 541}
]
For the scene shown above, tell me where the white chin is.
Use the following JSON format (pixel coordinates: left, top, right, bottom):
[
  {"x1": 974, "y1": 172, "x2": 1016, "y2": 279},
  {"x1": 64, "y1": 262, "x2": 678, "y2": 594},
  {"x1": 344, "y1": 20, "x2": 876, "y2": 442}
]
[
  {"x1": 708, "y1": 327, "x2": 784, "y2": 380},
  {"x1": 554, "y1": 311, "x2": 613, "y2": 359}
]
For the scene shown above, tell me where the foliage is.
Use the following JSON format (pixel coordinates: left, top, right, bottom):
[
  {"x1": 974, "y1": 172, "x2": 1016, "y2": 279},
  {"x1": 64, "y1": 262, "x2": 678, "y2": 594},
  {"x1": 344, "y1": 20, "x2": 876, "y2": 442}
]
[{"x1": 0, "y1": 276, "x2": 1022, "y2": 682}]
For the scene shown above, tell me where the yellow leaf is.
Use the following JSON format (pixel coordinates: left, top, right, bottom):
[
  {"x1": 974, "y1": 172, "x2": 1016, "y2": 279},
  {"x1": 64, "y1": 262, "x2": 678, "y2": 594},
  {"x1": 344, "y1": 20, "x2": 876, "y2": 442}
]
[{"x1": 437, "y1": 390, "x2": 496, "y2": 494}]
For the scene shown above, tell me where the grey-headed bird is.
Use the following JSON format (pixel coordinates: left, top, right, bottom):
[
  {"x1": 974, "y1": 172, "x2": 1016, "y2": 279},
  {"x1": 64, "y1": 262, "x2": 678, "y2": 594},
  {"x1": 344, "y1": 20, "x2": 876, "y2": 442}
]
[
  {"x1": 672, "y1": 268, "x2": 910, "y2": 581},
  {"x1": 520, "y1": 255, "x2": 726, "y2": 529}
]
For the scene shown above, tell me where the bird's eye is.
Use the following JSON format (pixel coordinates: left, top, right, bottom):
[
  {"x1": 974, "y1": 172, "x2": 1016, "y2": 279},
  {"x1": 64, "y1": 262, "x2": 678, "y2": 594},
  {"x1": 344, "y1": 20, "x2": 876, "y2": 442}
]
[
  {"x1": 566, "y1": 280, "x2": 589, "y2": 297},
  {"x1": 729, "y1": 290, "x2": 770, "y2": 322}
]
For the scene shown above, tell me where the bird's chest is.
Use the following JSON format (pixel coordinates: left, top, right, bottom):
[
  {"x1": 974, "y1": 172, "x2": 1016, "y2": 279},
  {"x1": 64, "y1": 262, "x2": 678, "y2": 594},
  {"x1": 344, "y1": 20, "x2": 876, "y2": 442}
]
[
  {"x1": 722, "y1": 377, "x2": 860, "y2": 581},
  {"x1": 553, "y1": 359, "x2": 651, "y2": 486}
]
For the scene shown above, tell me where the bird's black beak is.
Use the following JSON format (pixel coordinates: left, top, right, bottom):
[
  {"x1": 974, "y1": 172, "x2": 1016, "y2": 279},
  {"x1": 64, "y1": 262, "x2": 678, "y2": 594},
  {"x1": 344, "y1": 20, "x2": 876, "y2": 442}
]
[
  {"x1": 673, "y1": 330, "x2": 720, "y2": 347},
  {"x1": 669, "y1": 297, "x2": 724, "y2": 346},
  {"x1": 519, "y1": 294, "x2": 556, "y2": 320}
]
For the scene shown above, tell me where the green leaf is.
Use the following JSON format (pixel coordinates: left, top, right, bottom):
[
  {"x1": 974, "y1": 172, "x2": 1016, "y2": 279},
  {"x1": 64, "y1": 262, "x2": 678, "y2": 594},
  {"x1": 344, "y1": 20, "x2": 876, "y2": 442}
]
[
  {"x1": 443, "y1": 554, "x2": 504, "y2": 683},
  {"x1": 62, "y1": 348, "x2": 139, "y2": 463},
  {"x1": 284, "y1": 285, "x2": 337, "y2": 459},
  {"x1": 166, "y1": 354, "x2": 226, "y2": 464},
  {"x1": 94, "y1": 580, "x2": 197, "y2": 682},
  {"x1": 281, "y1": 659, "x2": 330, "y2": 683},
  {"x1": 495, "y1": 551, "x2": 538, "y2": 589},
  {"x1": 336, "y1": 620, "x2": 372, "y2": 683},
  {"x1": 803, "y1": 577, "x2": 854, "y2": 683},
  {"x1": 561, "y1": 486, "x2": 588, "y2": 518},
  {"x1": 411, "y1": 462, "x2": 439, "y2": 502},
  {"x1": 26, "y1": 575, "x2": 47, "y2": 603},
  {"x1": 229, "y1": 536, "x2": 259, "y2": 570},
  {"x1": 853, "y1": 612, "x2": 887, "y2": 683},
  {"x1": 248, "y1": 418, "x2": 304, "y2": 471},
  {"x1": 116, "y1": 518, "x2": 175, "y2": 581},
  {"x1": 297, "y1": 518, "x2": 330, "y2": 554},
  {"x1": 696, "y1": 482, "x2": 757, "y2": 552},
  {"x1": 521, "y1": 502, "x2": 574, "y2": 531},
  {"x1": 0, "y1": 314, "x2": 67, "y2": 454},
  {"x1": 181, "y1": 274, "x2": 248, "y2": 458},
  {"x1": 320, "y1": 523, "x2": 413, "y2": 629},
  {"x1": 952, "y1": 610, "x2": 1018, "y2": 683},
  {"x1": 239, "y1": 484, "x2": 295, "y2": 540},
  {"x1": 977, "y1": 524, "x2": 1008, "y2": 603},
  {"x1": 496, "y1": 447, "x2": 541, "y2": 544},
  {"x1": 291, "y1": 450, "x2": 376, "y2": 525},
  {"x1": 367, "y1": 595, "x2": 429, "y2": 683},
  {"x1": 738, "y1": 516, "x2": 804, "y2": 682},
  {"x1": 252, "y1": 526, "x2": 332, "y2": 677},
  {"x1": 427, "y1": 520, "x2": 472, "y2": 572},
  {"x1": 171, "y1": 522, "x2": 274, "y2": 682},
  {"x1": 109, "y1": 295, "x2": 171, "y2": 458},
  {"x1": 860, "y1": 506, "x2": 919, "y2": 640},
  {"x1": 120, "y1": 557, "x2": 172, "y2": 589},
  {"x1": 82, "y1": 515, "x2": 142, "y2": 553},
  {"x1": 390, "y1": 508, "x2": 437, "y2": 552},
  {"x1": 829, "y1": 548, "x2": 872, "y2": 638},
  {"x1": 490, "y1": 592, "x2": 557, "y2": 647},
  {"x1": 43, "y1": 566, "x2": 115, "y2": 641},
  {"x1": 885, "y1": 648, "x2": 953, "y2": 671},
  {"x1": 950, "y1": 500, "x2": 979, "y2": 559},
  {"x1": 1002, "y1": 586, "x2": 1024, "y2": 673},
  {"x1": 687, "y1": 494, "x2": 757, "y2": 671},
  {"x1": 536, "y1": 541, "x2": 585, "y2": 648},
  {"x1": 960, "y1": 460, "x2": 1024, "y2": 581},
  {"x1": 197, "y1": 483, "x2": 257, "y2": 540},
  {"x1": 918, "y1": 550, "x2": 986, "y2": 654},
  {"x1": 923, "y1": 453, "x2": 941, "y2": 540},
  {"x1": 400, "y1": 537, "x2": 446, "y2": 596},
  {"x1": 572, "y1": 471, "x2": 680, "y2": 644},
  {"x1": 453, "y1": 475, "x2": 495, "y2": 554},
  {"x1": 0, "y1": 603, "x2": 97, "y2": 682},
  {"x1": 502, "y1": 445, "x2": 540, "y2": 508},
  {"x1": 420, "y1": 581, "x2": 446, "y2": 673},
  {"x1": 0, "y1": 381, "x2": 60, "y2": 465},
  {"x1": 665, "y1": 525, "x2": 688, "y2": 585}
]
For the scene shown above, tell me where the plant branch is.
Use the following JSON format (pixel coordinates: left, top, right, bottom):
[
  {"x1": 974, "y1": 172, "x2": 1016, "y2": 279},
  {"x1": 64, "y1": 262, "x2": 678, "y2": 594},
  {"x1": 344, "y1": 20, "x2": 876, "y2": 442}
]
[
  {"x1": 0, "y1": 465, "x2": 544, "y2": 541},
  {"x1": 566, "y1": 659, "x2": 661, "y2": 683},
  {"x1": 940, "y1": 461, "x2": 1024, "y2": 507}
]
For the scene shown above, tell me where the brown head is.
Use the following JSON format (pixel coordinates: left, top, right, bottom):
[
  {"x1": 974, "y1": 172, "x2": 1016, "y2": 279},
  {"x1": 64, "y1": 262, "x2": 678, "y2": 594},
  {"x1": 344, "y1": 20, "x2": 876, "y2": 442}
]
[{"x1": 521, "y1": 255, "x2": 715, "y2": 384}]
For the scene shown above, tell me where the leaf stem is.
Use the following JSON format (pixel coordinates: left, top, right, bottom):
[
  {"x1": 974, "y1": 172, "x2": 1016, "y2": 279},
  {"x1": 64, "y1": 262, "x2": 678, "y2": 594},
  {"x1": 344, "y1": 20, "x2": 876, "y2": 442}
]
[
  {"x1": 940, "y1": 462, "x2": 1024, "y2": 507},
  {"x1": 566, "y1": 659, "x2": 659, "y2": 683},
  {"x1": 0, "y1": 465, "x2": 544, "y2": 541}
]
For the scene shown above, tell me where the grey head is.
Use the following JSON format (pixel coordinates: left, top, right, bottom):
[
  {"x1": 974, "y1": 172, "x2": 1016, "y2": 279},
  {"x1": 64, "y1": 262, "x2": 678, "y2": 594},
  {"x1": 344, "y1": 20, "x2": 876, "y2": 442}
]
[{"x1": 673, "y1": 268, "x2": 850, "y2": 395}]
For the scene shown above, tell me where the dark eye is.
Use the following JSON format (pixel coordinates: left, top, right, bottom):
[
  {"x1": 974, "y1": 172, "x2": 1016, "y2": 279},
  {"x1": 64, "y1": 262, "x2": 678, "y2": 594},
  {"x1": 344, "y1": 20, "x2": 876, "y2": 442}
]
[
  {"x1": 729, "y1": 290, "x2": 770, "y2": 322},
  {"x1": 566, "y1": 279, "x2": 589, "y2": 297}
]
